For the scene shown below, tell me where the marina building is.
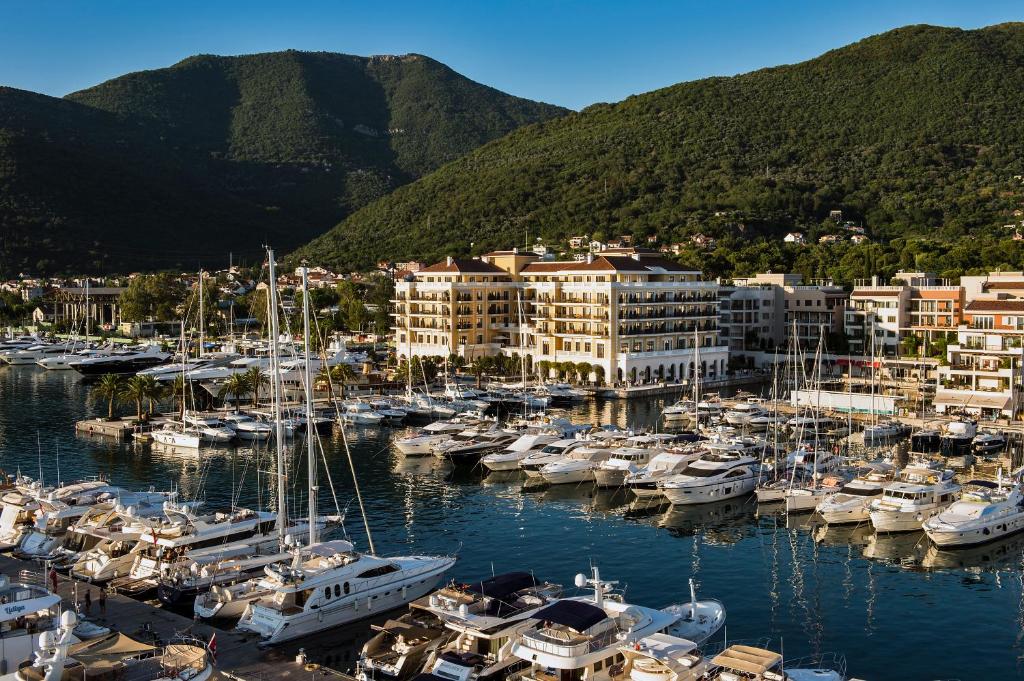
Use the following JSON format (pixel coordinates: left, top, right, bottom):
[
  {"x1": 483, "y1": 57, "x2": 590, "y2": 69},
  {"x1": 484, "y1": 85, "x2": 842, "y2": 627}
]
[
  {"x1": 719, "y1": 273, "x2": 846, "y2": 366},
  {"x1": 54, "y1": 286, "x2": 126, "y2": 332},
  {"x1": 392, "y1": 248, "x2": 727, "y2": 385}
]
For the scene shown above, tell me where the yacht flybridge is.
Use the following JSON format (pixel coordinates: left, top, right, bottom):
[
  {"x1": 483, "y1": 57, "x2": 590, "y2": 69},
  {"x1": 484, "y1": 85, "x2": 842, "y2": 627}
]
[
  {"x1": 508, "y1": 568, "x2": 722, "y2": 681},
  {"x1": 868, "y1": 461, "x2": 961, "y2": 533},
  {"x1": 236, "y1": 540, "x2": 454, "y2": 644}
]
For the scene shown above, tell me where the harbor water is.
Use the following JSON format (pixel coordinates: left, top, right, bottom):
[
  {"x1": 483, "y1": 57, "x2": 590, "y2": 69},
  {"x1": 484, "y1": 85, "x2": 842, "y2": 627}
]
[{"x1": 1, "y1": 366, "x2": 1023, "y2": 679}]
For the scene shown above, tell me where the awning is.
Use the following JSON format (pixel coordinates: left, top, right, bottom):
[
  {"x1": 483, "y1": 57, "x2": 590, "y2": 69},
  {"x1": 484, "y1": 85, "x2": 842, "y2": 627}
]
[
  {"x1": 712, "y1": 645, "x2": 782, "y2": 675},
  {"x1": 933, "y1": 391, "x2": 1011, "y2": 410}
]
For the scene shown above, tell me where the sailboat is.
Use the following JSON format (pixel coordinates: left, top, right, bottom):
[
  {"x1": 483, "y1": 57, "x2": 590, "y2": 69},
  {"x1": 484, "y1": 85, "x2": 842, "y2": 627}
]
[
  {"x1": 233, "y1": 256, "x2": 455, "y2": 643},
  {"x1": 153, "y1": 323, "x2": 202, "y2": 449}
]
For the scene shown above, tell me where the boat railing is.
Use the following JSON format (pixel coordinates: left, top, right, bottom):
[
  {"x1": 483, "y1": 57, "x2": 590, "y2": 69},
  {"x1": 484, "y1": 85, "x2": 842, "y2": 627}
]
[{"x1": 520, "y1": 627, "x2": 618, "y2": 658}]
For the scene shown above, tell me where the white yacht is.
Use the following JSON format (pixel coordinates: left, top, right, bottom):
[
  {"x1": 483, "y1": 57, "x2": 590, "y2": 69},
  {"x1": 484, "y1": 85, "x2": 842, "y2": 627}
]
[
  {"x1": 343, "y1": 401, "x2": 387, "y2": 425},
  {"x1": 520, "y1": 439, "x2": 588, "y2": 478},
  {"x1": 862, "y1": 420, "x2": 908, "y2": 443},
  {"x1": 923, "y1": 477, "x2": 1024, "y2": 547},
  {"x1": 480, "y1": 421, "x2": 580, "y2": 472},
  {"x1": 815, "y1": 464, "x2": 893, "y2": 525},
  {"x1": 723, "y1": 402, "x2": 768, "y2": 427},
  {"x1": 707, "y1": 645, "x2": 848, "y2": 681},
  {"x1": 508, "y1": 568, "x2": 702, "y2": 681},
  {"x1": 14, "y1": 482, "x2": 167, "y2": 560},
  {"x1": 68, "y1": 345, "x2": 171, "y2": 376},
  {"x1": 595, "y1": 448, "x2": 657, "y2": 488},
  {"x1": 395, "y1": 418, "x2": 485, "y2": 456},
  {"x1": 184, "y1": 414, "x2": 236, "y2": 443},
  {"x1": 236, "y1": 540, "x2": 454, "y2": 644},
  {"x1": 151, "y1": 426, "x2": 202, "y2": 449},
  {"x1": 869, "y1": 462, "x2": 961, "y2": 533},
  {"x1": 2, "y1": 343, "x2": 66, "y2": 366},
  {"x1": 107, "y1": 503, "x2": 292, "y2": 595},
  {"x1": 0, "y1": 574, "x2": 66, "y2": 674},
  {"x1": 625, "y1": 452, "x2": 700, "y2": 500},
  {"x1": 222, "y1": 413, "x2": 273, "y2": 441},
  {"x1": 436, "y1": 429, "x2": 521, "y2": 465},
  {"x1": 659, "y1": 453, "x2": 761, "y2": 506},
  {"x1": 540, "y1": 447, "x2": 615, "y2": 485},
  {"x1": 614, "y1": 634, "x2": 709, "y2": 681},
  {"x1": 66, "y1": 502, "x2": 177, "y2": 582},
  {"x1": 0, "y1": 480, "x2": 48, "y2": 550},
  {"x1": 400, "y1": 572, "x2": 564, "y2": 681}
]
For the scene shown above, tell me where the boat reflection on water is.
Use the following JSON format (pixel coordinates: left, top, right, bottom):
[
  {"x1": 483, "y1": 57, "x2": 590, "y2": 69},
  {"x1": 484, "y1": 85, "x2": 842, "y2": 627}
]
[
  {"x1": 862, "y1": 531, "x2": 928, "y2": 567},
  {"x1": 921, "y1": 531, "x2": 1024, "y2": 572},
  {"x1": 811, "y1": 522, "x2": 873, "y2": 549},
  {"x1": 590, "y1": 488, "x2": 631, "y2": 512},
  {"x1": 624, "y1": 497, "x2": 670, "y2": 518},
  {"x1": 657, "y1": 496, "x2": 757, "y2": 544},
  {"x1": 392, "y1": 454, "x2": 443, "y2": 477},
  {"x1": 481, "y1": 469, "x2": 525, "y2": 486}
]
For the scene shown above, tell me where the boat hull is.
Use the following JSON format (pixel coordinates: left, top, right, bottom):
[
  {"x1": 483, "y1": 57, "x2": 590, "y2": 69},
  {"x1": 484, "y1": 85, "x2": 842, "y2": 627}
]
[
  {"x1": 661, "y1": 476, "x2": 757, "y2": 505},
  {"x1": 870, "y1": 504, "x2": 946, "y2": 533}
]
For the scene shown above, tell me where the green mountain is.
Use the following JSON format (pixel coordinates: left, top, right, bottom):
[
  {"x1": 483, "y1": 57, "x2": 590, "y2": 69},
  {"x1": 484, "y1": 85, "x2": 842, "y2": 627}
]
[
  {"x1": 298, "y1": 24, "x2": 1024, "y2": 273},
  {"x1": 0, "y1": 51, "x2": 566, "y2": 274}
]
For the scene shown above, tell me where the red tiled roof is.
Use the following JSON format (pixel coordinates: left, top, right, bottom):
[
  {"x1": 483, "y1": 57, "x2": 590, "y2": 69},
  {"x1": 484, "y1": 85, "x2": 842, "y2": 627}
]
[
  {"x1": 983, "y1": 281, "x2": 1024, "y2": 290},
  {"x1": 965, "y1": 300, "x2": 1024, "y2": 312},
  {"x1": 418, "y1": 258, "x2": 508, "y2": 274}
]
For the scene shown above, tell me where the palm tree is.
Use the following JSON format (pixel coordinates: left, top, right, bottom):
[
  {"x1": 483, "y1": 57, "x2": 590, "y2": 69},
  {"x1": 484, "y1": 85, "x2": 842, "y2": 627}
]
[
  {"x1": 218, "y1": 373, "x2": 250, "y2": 412},
  {"x1": 469, "y1": 357, "x2": 491, "y2": 389},
  {"x1": 92, "y1": 374, "x2": 124, "y2": 420},
  {"x1": 165, "y1": 375, "x2": 187, "y2": 420},
  {"x1": 320, "y1": 364, "x2": 356, "y2": 399},
  {"x1": 245, "y1": 367, "x2": 269, "y2": 408},
  {"x1": 136, "y1": 374, "x2": 162, "y2": 417},
  {"x1": 120, "y1": 375, "x2": 149, "y2": 422},
  {"x1": 593, "y1": 365, "x2": 606, "y2": 386}
]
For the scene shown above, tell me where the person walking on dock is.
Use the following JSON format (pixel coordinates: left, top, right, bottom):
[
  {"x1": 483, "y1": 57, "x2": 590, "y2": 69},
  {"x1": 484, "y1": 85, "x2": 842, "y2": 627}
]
[
  {"x1": 48, "y1": 566, "x2": 58, "y2": 593},
  {"x1": 83, "y1": 589, "x2": 92, "y2": 615},
  {"x1": 98, "y1": 588, "x2": 106, "y2": 618}
]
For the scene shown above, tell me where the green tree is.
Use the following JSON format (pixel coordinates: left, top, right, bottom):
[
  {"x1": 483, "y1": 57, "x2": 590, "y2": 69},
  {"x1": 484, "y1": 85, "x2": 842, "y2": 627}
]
[
  {"x1": 120, "y1": 375, "x2": 149, "y2": 422},
  {"x1": 245, "y1": 367, "x2": 270, "y2": 408},
  {"x1": 92, "y1": 374, "x2": 124, "y2": 420},
  {"x1": 119, "y1": 273, "x2": 185, "y2": 322},
  {"x1": 593, "y1": 365, "x2": 606, "y2": 386},
  {"x1": 321, "y1": 364, "x2": 357, "y2": 399},
  {"x1": 218, "y1": 373, "x2": 250, "y2": 411},
  {"x1": 469, "y1": 357, "x2": 491, "y2": 389},
  {"x1": 185, "y1": 274, "x2": 221, "y2": 337},
  {"x1": 575, "y1": 361, "x2": 593, "y2": 385}
]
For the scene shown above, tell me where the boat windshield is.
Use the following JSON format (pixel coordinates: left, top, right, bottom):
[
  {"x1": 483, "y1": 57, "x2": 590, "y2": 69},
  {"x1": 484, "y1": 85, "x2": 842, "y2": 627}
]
[
  {"x1": 839, "y1": 485, "x2": 882, "y2": 497},
  {"x1": 680, "y1": 464, "x2": 730, "y2": 478}
]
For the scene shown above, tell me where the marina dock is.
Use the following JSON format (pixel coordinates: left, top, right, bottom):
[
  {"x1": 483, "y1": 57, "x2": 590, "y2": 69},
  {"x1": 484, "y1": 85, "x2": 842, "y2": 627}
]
[{"x1": 0, "y1": 555, "x2": 345, "y2": 681}]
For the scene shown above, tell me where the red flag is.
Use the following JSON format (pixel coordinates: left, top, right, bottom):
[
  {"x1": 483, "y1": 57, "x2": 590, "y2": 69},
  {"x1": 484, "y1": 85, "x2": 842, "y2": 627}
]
[{"x1": 208, "y1": 632, "x2": 217, "y2": 664}]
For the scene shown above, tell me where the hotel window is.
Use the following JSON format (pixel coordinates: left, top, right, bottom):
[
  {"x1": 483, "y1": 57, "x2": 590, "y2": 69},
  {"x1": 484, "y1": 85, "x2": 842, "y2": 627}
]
[{"x1": 596, "y1": 344, "x2": 604, "y2": 358}]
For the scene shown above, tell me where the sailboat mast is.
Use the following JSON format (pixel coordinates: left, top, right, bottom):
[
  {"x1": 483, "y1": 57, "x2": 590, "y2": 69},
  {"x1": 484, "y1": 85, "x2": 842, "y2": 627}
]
[
  {"x1": 266, "y1": 249, "x2": 288, "y2": 545},
  {"x1": 85, "y1": 280, "x2": 90, "y2": 344},
  {"x1": 198, "y1": 269, "x2": 204, "y2": 358},
  {"x1": 301, "y1": 263, "x2": 318, "y2": 546}
]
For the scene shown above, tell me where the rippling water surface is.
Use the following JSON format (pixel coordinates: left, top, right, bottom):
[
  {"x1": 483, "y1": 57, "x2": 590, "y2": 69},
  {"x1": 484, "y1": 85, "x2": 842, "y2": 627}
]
[{"x1": 1, "y1": 366, "x2": 1023, "y2": 679}]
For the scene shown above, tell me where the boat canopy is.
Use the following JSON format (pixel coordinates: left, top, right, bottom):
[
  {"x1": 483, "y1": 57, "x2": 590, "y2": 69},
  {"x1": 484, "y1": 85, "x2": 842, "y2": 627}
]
[
  {"x1": 533, "y1": 600, "x2": 607, "y2": 632},
  {"x1": 465, "y1": 571, "x2": 537, "y2": 600},
  {"x1": 712, "y1": 645, "x2": 782, "y2": 675}
]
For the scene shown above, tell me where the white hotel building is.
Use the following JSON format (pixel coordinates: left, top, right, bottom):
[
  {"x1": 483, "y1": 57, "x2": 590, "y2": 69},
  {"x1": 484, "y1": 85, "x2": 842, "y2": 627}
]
[{"x1": 392, "y1": 248, "x2": 727, "y2": 385}]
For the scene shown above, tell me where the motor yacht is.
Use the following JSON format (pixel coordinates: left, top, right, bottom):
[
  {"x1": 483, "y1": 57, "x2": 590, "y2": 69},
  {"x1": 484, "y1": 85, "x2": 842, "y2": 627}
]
[
  {"x1": 723, "y1": 403, "x2": 768, "y2": 427},
  {"x1": 815, "y1": 463, "x2": 894, "y2": 525},
  {"x1": 910, "y1": 428, "x2": 941, "y2": 453},
  {"x1": 661, "y1": 400, "x2": 694, "y2": 422},
  {"x1": 613, "y1": 633, "x2": 709, "y2": 681},
  {"x1": 940, "y1": 419, "x2": 977, "y2": 457},
  {"x1": 783, "y1": 472, "x2": 849, "y2": 514},
  {"x1": 862, "y1": 420, "x2": 909, "y2": 444},
  {"x1": 659, "y1": 453, "x2": 761, "y2": 506},
  {"x1": 540, "y1": 447, "x2": 615, "y2": 485},
  {"x1": 395, "y1": 416, "x2": 487, "y2": 456},
  {"x1": 869, "y1": 461, "x2": 961, "y2": 533},
  {"x1": 625, "y1": 452, "x2": 700, "y2": 500},
  {"x1": 0, "y1": 574, "x2": 66, "y2": 674},
  {"x1": 236, "y1": 540, "x2": 454, "y2": 644},
  {"x1": 403, "y1": 572, "x2": 564, "y2": 681},
  {"x1": 595, "y1": 448, "x2": 657, "y2": 488},
  {"x1": 14, "y1": 482, "x2": 168, "y2": 561},
  {"x1": 221, "y1": 413, "x2": 273, "y2": 440},
  {"x1": 157, "y1": 546, "x2": 297, "y2": 606},
  {"x1": 343, "y1": 401, "x2": 388, "y2": 425},
  {"x1": 2, "y1": 343, "x2": 69, "y2": 366},
  {"x1": 508, "y1": 568, "x2": 715, "y2": 681},
  {"x1": 972, "y1": 430, "x2": 1007, "y2": 455},
  {"x1": 194, "y1": 577, "x2": 274, "y2": 623},
  {"x1": 520, "y1": 439, "x2": 588, "y2": 478},
  {"x1": 107, "y1": 503, "x2": 294, "y2": 596},
  {"x1": 68, "y1": 345, "x2": 171, "y2": 376},
  {"x1": 707, "y1": 645, "x2": 848, "y2": 681},
  {"x1": 923, "y1": 477, "x2": 1024, "y2": 547},
  {"x1": 66, "y1": 502, "x2": 180, "y2": 581},
  {"x1": 480, "y1": 420, "x2": 582, "y2": 472},
  {"x1": 184, "y1": 414, "x2": 237, "y2": 443},
  {"x1": 0, "y1": 478, "x2": 49, "y2": 550},
  {"x1": 437, "y1": 428, "x2": 521, "y2": 465}
]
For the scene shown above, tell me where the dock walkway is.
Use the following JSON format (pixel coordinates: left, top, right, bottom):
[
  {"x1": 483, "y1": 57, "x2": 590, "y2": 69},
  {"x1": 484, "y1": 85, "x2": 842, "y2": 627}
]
[{"x1": 0, "y1": 555, "x2": 333, "y2": 681}]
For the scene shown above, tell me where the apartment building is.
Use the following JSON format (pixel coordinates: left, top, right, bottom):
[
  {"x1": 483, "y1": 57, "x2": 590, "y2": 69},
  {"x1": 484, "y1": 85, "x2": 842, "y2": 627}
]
[
  {"x1": 720, "y1": 273, "x2": 846, "y2": 366},
  {"x1": 846, "y1": 272, "x2": 962, "y2": 356},
  {"x1": 934, "y1": 307, "x2": 1024, "y2": 418},
  {"x1": 392, "y1": 248, "x2": 727, "y2": 385}
]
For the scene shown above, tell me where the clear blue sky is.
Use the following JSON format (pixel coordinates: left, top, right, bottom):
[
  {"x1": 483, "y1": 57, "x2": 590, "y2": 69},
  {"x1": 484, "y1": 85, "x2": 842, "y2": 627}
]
[{"x1": 1, "y1": 1, "x2": 1021, "y2": 110}]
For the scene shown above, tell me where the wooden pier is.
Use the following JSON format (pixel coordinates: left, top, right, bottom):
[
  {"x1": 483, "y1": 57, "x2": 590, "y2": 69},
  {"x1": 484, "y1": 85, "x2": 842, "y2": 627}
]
[{"x1": 74, "y1": 417, "x2": 142, "y2": 440}]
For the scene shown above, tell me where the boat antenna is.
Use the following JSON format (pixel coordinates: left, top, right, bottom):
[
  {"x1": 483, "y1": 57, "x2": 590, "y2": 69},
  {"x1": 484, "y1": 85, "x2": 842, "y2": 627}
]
[{"x1": 37, "y1": 431, "x2": 42, "y2": 487}]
